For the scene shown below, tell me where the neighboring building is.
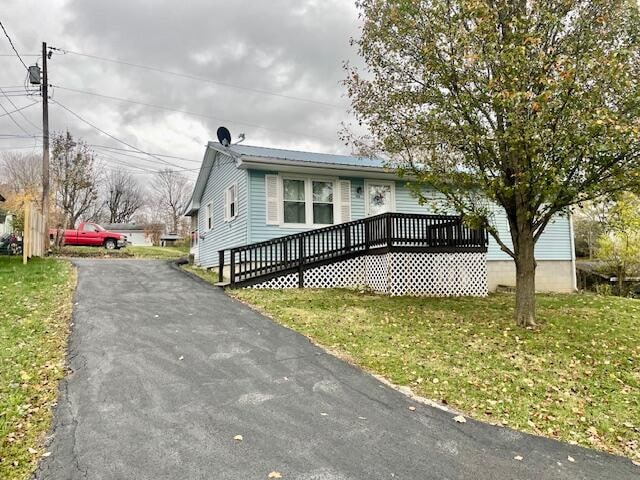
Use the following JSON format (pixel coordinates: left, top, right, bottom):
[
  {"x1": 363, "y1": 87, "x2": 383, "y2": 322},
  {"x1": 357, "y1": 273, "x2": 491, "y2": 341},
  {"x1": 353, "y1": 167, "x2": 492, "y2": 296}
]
[
  {"x1": 102, "y1": 223, "x2": 153, "y2": 246},
  {"x1": 160, "y1": 233, "x2": 182, "y2": 247},
  {"x1": 0, "y1": 193, "x2": 13, "y2": 235},
  {"x1": 184, "y1": 142, "x2": 576, "y2": 293}
]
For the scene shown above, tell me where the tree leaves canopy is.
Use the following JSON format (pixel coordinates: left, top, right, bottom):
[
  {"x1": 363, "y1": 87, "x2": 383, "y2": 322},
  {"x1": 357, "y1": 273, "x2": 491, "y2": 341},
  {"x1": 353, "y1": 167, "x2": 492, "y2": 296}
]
[{"x1": 346, "y1": 0, "x2": 640, "y2": 258}]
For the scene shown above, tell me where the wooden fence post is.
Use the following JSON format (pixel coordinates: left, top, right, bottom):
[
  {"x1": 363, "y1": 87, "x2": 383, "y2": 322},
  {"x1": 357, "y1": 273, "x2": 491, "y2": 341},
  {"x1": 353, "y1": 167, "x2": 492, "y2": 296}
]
[{"x1": 23, "y1": 202, "x2": 29, "y2": 264}]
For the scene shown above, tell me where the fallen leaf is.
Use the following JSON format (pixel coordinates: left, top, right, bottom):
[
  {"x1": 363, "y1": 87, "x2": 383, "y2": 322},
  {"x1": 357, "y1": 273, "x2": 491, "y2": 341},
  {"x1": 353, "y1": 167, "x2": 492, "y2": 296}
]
[
  {"x1": 567, "y1": 456, "x2": 575, "y2": 463},
  {"x1": 408, "y1": 406, "x2": 416, "y2": 411},
  {"x1": 42, "y1": 452, "x2": 51, "y2": 457},
  {"x1": 453, "y1": 415, "x2": 467, "y2": 423},
  {"x1": 178, "y1": 356, "x2": 184, "y2": 360},
  {"x1": 28, "y1": 447, "x2": 37, "y2": 454},
  {"x1": 514, "y1": 455, "x2": 523, "y2": 461},
  {"x1": 268, "y1": 472, "x2": 282, "y2": 478},
  {"x1": 233, "y1": 435, "x2": 243, "y2": 441}
]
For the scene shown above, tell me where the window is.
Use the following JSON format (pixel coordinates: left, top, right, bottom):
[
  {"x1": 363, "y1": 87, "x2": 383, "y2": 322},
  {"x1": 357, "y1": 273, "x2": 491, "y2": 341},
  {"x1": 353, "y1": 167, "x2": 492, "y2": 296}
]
[
  {"x1": 280, "y1": 177, "x2": 336, "y2": 226},
  {"x1": 225, "y1": 184, "x2": 238, "y2": 221},
  {"x1": 283, "y1": 179, "x2": 306, "y2": 224},
  {"x1": 82, "y1": 224, "x2": 98, "y2": 232},
  {"x1": 312, "y1": 181, "x2": 333, "y2": 224},
  {"x1": 206, "y1": 203, "x2": 213, "y2": 230}
]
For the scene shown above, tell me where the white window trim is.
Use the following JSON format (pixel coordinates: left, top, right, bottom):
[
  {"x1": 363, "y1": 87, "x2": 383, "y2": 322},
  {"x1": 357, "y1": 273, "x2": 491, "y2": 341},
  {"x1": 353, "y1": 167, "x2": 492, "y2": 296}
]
[
  {"x1": 206, "y1": 202, "x2": 213, "y2": 230},
  {"x1": 279, "y1": 175, "x2": 340, "y2": 228},
  {"x1": 364, "y1": 180, "x2": 396, "y2": 216},
  {"x1": 224, "y1": 183, "x2": 238, "y2": 223}
]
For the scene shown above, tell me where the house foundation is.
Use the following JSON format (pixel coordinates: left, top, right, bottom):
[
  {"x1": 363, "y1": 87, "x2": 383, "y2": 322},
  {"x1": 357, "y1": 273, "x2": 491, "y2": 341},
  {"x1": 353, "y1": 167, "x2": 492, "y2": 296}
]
[{"x1": 486, "y1": 260, "x2": 576, "y2": 293}]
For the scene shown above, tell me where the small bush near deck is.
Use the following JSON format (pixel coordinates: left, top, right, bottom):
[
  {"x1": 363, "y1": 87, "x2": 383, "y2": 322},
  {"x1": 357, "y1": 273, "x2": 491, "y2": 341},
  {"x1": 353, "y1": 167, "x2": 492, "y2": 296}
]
[{"x1": 231, "y1": 288, "x2": 640, "y2": 461}]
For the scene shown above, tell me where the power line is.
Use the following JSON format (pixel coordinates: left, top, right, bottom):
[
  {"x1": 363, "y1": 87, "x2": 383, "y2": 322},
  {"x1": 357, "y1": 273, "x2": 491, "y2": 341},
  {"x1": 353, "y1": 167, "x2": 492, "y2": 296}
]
[
  {"x1": 0, "y1": 53, "x2": 39, "y2": 57},
  {"x1": 0, "y1": 144, "x2": 42, "y2": 150},
  {"x1": 0, "y1": 21, "x2": 29, "y2": 71},
  {"x1": 92, "y1": 145, "x2": 191, "y2": 171},
  {"x1": 0, "y1": 134, "x2": 39, "y2": 139},
  {"x1": 94, "y1": 148, "x2": 200, "y2": 175},
  {"x1": 0, "y1": 87, "x2": 41, "y2": 131},
  {"x1": 89, "y1": 144, "x2": 200, "y2": 163},
  {"x1": 51, "y1": 99, "x2": 191, "y2": 169},
  {"x1": 0, "y1": 96, "x2": 31, "y2": 135},
  {"x1": 50, "y1": 47, "x2": 343, "y2": 109},
  {"x1": 52, "y1": 84, "x2": 339, "y2": 143},
  {"x1": 93, "y1": 150, "x2": 157, "y2": 173}
]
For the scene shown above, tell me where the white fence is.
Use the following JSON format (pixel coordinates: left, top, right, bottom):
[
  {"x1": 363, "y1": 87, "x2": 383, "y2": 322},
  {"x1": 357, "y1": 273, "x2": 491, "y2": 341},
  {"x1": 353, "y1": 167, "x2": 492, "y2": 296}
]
[{"x1": 22, "y1": 202, "x2": 46, "y2": 264}]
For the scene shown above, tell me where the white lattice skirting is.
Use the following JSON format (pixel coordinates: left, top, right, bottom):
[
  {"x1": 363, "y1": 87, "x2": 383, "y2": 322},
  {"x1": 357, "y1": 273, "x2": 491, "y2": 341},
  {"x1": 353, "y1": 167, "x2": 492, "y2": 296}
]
[{"x1": 250, "y1": 252, "x2": 487, "y2": 297}]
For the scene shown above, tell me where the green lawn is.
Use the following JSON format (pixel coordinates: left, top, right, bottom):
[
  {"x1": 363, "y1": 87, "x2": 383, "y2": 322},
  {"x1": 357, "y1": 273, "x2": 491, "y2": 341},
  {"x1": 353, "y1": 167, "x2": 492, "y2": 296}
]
[
  {"x1": 0, "y1": 257, "x2": 75, "y2": 480},
  {"x1": 56, "y1": 245, "x2": 189, "y2": 260},
  {"x1": 181, "y1": 265, "x2": 223, "y2": 283},
  {"x1": 230, "y1": 288, "x2": 640, "y2": 461}
]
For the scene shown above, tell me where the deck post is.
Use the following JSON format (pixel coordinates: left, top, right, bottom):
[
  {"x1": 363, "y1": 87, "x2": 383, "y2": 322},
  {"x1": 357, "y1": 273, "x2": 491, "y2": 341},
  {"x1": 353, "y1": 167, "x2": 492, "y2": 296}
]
[
  {"x1": 230, "y1": 251, "x2": 236, "y2": 286},
  {"x1": 386, "y1": 213, "x2": 393, "y2": 248},
  {"x1": 298, "y1": 236, "x2": 305, "y2": 288},
  {"x1": 218, "y1": 250, "x2": 224, "y2": 282},
  {"x1": 344, "y1": 225, "x2": 351, "y2": 253},
  {"x1": 283, "y1": 241, "x2": 288, "y2": 268},
  {"x1": 364, "y1": 219, "x2": 370, "y2": 251}
]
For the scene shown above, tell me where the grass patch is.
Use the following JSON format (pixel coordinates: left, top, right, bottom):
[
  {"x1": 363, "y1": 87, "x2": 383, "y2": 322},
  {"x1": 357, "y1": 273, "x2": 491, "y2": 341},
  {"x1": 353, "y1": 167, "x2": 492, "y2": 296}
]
[
  {"x1": 230, "y1": 288, "x2": 640, "y2": 461},
  {"x1": 181, "y1": 265, "x2": 223, "y2": 283},
  {"x1": 0, "y1": 257, "x2": 75, "y2": 480},
  {"x1": 55, "y1": 245, "x2": 188, "y2": 260}
]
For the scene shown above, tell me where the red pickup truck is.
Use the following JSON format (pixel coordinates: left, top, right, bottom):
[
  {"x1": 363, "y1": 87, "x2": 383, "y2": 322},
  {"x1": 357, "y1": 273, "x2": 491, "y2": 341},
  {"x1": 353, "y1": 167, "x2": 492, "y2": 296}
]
[{"x1": 50, "y1": 222, "x2": 126, "y2": 249}]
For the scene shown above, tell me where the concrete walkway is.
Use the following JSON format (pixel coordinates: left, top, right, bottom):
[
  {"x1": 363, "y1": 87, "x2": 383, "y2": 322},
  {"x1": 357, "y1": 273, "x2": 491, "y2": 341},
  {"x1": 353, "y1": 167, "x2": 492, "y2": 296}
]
[{"x1": 36, "y1": 259, "x2": 638, "y2": 479}]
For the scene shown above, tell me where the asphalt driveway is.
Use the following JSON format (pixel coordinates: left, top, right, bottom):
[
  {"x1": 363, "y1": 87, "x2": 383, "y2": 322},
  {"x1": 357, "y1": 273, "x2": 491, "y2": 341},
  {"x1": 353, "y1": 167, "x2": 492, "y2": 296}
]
[{"x1": 36, "y1": 259, "x2": 638, "y2": 479}]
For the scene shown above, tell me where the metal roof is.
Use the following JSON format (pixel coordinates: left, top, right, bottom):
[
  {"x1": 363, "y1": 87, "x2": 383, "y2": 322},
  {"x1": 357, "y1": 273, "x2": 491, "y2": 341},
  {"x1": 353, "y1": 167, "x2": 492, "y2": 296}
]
[
  {"x1": 160, "y1": 233, "x2": 183, "y2": 240},
  {"x1": 103, "y1": 223, "x2": 143, "y2": 231},
  {"x1": 222, "y1": 143, "x2": 385, "y2": 168}
]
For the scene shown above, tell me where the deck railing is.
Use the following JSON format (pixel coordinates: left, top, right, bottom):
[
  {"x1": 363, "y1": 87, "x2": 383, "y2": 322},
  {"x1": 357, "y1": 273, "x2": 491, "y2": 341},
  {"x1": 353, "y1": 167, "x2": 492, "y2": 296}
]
[{"x1": 219, "y1": 212, "x2": 487, "y2": 287}]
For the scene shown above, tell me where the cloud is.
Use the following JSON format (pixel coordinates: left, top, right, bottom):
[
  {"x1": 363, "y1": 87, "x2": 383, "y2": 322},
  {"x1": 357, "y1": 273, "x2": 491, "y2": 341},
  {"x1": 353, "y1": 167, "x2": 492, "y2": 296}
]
[{"x1": 0, "y1": 0, "x2": 364, "y2": 178}]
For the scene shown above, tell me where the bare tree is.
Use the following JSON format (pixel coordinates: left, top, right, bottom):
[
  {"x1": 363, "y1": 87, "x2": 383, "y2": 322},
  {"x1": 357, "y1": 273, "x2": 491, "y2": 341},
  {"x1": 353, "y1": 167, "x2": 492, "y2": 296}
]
[
  {"x1": 104, "y1": 168, "x2": 145, "y2": 223},
  {"x1": 51, "y1": 131, "x2": 99, "y2": 228},
  {"x1": 151, "y1": 169, "x2": 191, "y2": 233},
  {"x1": 0, "y1": 151, "x2": 42, "y2": 196}
]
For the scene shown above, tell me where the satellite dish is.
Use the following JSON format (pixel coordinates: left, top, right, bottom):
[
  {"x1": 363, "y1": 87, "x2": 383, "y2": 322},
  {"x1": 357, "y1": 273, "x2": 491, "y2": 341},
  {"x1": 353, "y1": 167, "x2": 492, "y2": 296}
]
[{"x1": 217, "y1": 126, "x2": 232, "y2": 147}]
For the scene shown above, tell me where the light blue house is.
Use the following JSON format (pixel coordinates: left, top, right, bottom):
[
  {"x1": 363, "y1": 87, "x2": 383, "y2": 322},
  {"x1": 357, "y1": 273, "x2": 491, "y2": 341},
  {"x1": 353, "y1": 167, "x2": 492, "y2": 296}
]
[{"x1": 185, "y1": 142, "x2": 576, "y2": 293}]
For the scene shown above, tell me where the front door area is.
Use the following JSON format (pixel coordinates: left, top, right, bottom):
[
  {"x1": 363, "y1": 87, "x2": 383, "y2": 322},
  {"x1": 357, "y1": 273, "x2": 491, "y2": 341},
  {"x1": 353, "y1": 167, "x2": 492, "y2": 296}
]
[{"x1": 365, "y1": 181, "x2": 395, "y2": 216}]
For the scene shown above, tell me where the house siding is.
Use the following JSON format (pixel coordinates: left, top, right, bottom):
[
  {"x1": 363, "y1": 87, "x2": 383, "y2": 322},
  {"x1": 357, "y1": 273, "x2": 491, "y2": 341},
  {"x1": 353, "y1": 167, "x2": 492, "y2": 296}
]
[
  {"x1": 246, "y1": 170, "x2": 572, "y2": 262},
  {"x1": 197, "y1": 152, "x2": 248, "y2": 267}
]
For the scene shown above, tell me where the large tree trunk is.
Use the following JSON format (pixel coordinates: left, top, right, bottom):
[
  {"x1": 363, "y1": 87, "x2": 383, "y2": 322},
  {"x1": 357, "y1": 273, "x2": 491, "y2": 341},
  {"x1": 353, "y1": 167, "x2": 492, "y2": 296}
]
[{"x1": 514, "y1": 230, "x2": 537, "y2": 327}]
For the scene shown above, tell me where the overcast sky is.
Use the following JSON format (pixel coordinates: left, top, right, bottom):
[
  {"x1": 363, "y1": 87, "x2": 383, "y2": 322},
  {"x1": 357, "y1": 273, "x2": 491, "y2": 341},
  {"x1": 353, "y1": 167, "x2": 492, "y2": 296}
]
[{"x1": 0, "y1": 0, "x2": 363, "y2": 179}]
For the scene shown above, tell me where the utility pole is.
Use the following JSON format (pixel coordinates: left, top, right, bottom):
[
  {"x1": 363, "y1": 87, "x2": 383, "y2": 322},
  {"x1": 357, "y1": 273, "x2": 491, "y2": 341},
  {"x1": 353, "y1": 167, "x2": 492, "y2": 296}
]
[{"x1": 41, "y1": 41, "x2": 49, "y2": 249}]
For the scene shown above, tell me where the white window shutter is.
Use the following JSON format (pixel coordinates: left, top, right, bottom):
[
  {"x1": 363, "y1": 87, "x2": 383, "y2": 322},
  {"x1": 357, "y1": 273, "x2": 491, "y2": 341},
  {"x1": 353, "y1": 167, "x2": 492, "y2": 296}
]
[
  {"x1": 265, "y1": 174, "x2": 280, "y2": 225},
  {"x1": 339, "y1": 180, "x2": 351, "y2": 223},
  {"x1": 223, "y1": 189, "x2": 229, "y2": 221}
]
